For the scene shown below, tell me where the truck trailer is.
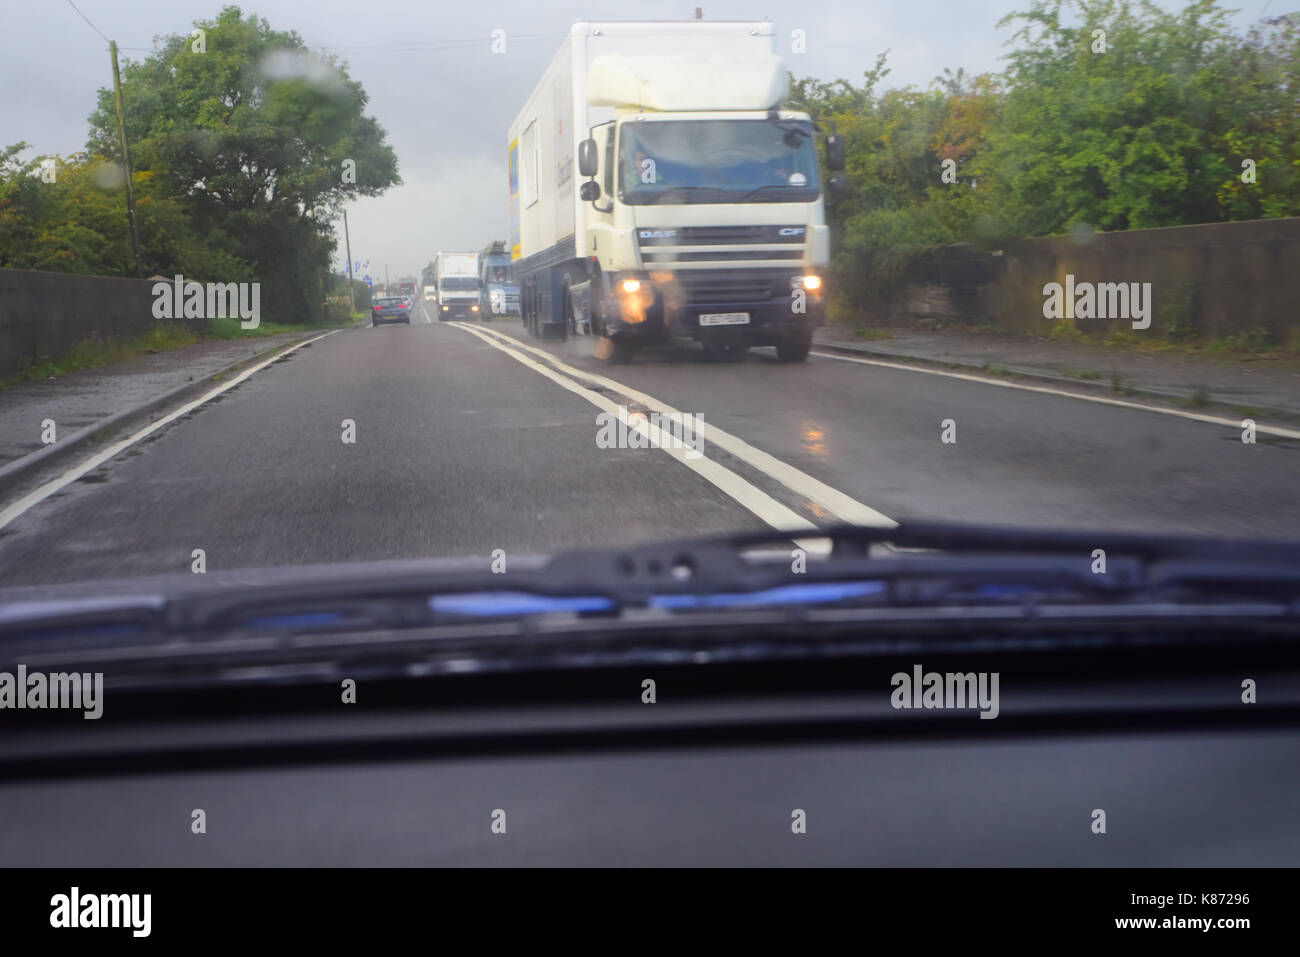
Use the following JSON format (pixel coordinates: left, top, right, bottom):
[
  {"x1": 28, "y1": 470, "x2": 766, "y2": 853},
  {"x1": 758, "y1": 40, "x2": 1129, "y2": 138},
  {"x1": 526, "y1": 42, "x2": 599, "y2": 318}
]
[
  {"x1": 433, "y1": 251, "x2": 482, "y2": 321},
  {"x1": 506, "y1": 19, "x2": 843, "y2": 362}
]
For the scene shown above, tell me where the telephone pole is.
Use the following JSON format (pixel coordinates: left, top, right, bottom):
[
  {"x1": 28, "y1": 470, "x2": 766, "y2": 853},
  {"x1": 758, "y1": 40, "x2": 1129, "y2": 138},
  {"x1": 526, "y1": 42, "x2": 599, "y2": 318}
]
[
  {"x1": 109, "y1": 41, "x2": 144, "y2": 279},
  {"x1": 343, "y1": 209, "x2": 356, "y2": 313}
]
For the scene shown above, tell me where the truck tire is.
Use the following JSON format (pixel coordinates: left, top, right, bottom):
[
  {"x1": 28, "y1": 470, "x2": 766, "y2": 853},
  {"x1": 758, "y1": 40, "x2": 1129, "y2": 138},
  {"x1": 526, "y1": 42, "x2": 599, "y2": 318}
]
[
  {"x1": 776, "y1": 329, "x2": 813, "y2": 362},
  {"x1": 522, "y1": 280, "x2": 535, "y2": 336},
  {"x1": 564, "y1": 283, "x2": 576, "y2": 338}
]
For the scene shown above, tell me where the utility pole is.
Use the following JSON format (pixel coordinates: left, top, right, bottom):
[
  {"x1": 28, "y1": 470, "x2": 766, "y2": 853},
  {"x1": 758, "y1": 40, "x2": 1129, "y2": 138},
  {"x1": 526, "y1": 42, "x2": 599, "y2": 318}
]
[
  {"x1": 343, "y1": 209, "x2": 356, "y2": 313},
  {"x1": 109, "y1": 41, "x2": 144, "y2": 279},
  {"x1": 385, "y1": 264, "x2": 390, "y2": 295}
]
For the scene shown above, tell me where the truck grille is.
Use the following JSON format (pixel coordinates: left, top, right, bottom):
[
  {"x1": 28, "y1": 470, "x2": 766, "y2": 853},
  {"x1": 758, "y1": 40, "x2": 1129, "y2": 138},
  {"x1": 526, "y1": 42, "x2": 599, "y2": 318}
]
[
  {"x1": 665, "y1": 270, "x2": 787, "y2": 304},
  {"x1": 636, "y1": 225, "x2": 806, "y2": 246},
  {"x1": 642, "y1": 250, "x2": 803, "y2": 263},
  {"x1": 636, "y1": 225, "x2": 807, "y2": 269}
]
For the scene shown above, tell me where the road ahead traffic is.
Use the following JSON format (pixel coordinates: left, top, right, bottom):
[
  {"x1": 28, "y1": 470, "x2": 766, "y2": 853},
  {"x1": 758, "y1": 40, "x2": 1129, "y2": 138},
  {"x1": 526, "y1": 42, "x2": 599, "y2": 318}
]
[{"x1": 1, "y1": 300, "x2": 1296, "y2": 585}]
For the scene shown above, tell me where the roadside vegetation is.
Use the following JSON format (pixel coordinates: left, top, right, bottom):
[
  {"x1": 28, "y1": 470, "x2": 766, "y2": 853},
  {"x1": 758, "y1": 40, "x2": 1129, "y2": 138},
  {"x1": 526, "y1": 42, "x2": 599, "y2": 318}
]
[
  {"x1": 789, "y1": 0, "x2": 1299, "y2": 348},
  {"x1": 0, "y1": 301, "x2": 359, "y2": 390},
  {"x1": 0, "y1": 5, "x2": 397, "y2": 324}
]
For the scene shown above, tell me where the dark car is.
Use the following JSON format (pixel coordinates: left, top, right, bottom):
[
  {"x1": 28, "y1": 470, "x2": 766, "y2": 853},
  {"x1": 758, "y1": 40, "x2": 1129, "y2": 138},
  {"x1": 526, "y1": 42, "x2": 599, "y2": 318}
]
[{"x1": 371, "y1": 296, "x2": 411, "y2": 326}]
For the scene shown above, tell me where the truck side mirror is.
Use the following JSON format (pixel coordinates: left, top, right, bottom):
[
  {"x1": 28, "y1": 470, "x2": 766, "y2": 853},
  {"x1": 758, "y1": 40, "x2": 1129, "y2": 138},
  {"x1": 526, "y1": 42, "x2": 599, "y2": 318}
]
[
  {"x1": 828, "y1": 174, "x2": 848, "y2": 195},
  {"x1": 580, "y1": 180, "x2": 601, "y2": 202},
  {"x1": 825, "y1": 134, "x2": 845, "y2": 171},
  {"x1": 578, "y1": 138, "x2": 599, "y2": 178}
]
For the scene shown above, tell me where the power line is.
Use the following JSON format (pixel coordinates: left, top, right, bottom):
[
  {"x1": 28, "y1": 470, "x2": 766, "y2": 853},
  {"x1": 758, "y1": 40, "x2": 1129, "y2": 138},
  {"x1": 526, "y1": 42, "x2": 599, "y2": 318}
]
[{"x1": 64, "y1": 0, "x2": 110, "y2": 44}]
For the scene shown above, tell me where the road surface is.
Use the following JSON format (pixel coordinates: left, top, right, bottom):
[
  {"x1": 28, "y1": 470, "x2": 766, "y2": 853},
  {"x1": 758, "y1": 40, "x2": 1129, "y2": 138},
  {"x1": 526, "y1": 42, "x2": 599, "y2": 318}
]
[{"x1": 1, "y1": 300, "x2": 1296, "y2": 585}]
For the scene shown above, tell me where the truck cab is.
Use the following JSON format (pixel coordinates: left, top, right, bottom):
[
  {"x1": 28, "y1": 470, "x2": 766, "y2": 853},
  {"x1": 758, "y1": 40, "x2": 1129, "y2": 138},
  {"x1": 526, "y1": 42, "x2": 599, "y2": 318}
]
[
  {"x1": 434, "y1": 252, "x2": 483, "y2": 321},
  {"x1": 576, "y1": 100, "x2": 842, "y2": 360},
  {"x1": 480, "y1": 241, "x2": 520, "y2": 317}
]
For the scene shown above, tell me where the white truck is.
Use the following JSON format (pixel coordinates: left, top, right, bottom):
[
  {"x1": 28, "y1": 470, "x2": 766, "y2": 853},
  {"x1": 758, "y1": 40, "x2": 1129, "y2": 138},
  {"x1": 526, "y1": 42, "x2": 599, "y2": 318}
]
[
  {"x1": 433, "y1": 251, "x2": 482, "y2": 321},
  {"x1": 506, "y1": 19, "x2": 843, "y2": 362},
  {"x1": 422, "y1": 284, "x2": 438, "y2": 302}
]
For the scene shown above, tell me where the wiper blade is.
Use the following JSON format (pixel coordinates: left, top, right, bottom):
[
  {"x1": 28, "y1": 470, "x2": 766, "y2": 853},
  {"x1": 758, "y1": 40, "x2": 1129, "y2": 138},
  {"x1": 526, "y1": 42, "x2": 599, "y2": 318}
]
[
  {"x1": 637, "y1": 186, "x2": 722, "y2": 205},
  {"x1": 541, "y1": 520, "x2": 1300, "y2": 602},
  {"x1": 3, "y1": 522, "x2": 1298, "y2": 654},
  {"x1": 733, "y1": 184, "x2": 806, "y2": 203}
]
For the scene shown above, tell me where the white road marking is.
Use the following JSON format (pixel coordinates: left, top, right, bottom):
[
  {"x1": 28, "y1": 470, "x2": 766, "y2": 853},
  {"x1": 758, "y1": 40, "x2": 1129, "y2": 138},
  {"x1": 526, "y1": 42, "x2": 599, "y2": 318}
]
[
  {"x1": 460, "y1": 323, "x2": 897, "y2": 528},
  {"x1": 811, "y1": 350, "x2": 1300, "y2": 440},
  {"x1": 0, "y1": 331, "x2": 340, "y2": 532},
  {"x1": 449, "y1": 322, "x2": 833, "y2": 553}
]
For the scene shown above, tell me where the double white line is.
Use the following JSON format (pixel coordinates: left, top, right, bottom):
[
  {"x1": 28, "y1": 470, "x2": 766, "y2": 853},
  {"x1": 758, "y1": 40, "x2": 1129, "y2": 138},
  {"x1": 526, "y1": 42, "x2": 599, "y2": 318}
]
[{"x1": 448, "y1": 322, "x2": 895, "y2": 552}]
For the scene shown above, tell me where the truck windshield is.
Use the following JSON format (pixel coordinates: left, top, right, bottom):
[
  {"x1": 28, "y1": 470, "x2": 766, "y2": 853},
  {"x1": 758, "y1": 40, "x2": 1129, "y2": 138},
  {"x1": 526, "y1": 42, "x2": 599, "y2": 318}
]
[
  {"x1": 484, "y1": 264, "x2": 510, "y2": 282},
  {"x1": 440, "y1": 278, "x2": 480, "y2": 291},
  {"x1": 618, "y1": 119, "x2": 820, "y2": 205}
]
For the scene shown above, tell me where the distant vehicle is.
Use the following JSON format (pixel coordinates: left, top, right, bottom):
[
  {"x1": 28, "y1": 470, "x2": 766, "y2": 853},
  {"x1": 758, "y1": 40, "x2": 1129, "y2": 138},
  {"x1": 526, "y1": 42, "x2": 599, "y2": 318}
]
[
  {"x1": 434, "y1": 251, "x2": 482, "y2": 321},
  {"x1": 371, "y1": 296, "x2": 411, "y2": 326},
  {"x1": 480, "y1": 240, "x2": 520, "y2": 316},
  {"x1": 508, "y1": 20, "x2": 843, "y2": 361},
  {"x1": 395, "y1": 280, "x2": 418, "y2": 299},
  {"x1": 423, "y1": 284, "x2": 438, "y2": 301}
]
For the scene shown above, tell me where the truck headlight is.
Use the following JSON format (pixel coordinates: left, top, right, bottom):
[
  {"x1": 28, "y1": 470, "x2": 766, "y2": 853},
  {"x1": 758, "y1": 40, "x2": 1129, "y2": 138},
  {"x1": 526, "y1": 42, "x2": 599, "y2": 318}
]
[
  {"x1": 441, "y1": 305, "x2": 449, "y2": 311},
  {"x1": 800, "y1": 275, "x2": 822, "y2": 291},
  {"x1": 621, "y1": 279, "x2": 641, "y2": 294},
  {"x1": 472, "y1": 305, "x2": 479, "y2": 312}
]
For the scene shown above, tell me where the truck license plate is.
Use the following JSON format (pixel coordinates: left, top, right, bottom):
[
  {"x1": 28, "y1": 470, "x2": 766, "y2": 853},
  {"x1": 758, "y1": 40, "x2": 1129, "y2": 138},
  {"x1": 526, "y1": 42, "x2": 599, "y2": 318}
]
[{"x1": 699, "y1": 312, "x2": 750, "y2": 327}]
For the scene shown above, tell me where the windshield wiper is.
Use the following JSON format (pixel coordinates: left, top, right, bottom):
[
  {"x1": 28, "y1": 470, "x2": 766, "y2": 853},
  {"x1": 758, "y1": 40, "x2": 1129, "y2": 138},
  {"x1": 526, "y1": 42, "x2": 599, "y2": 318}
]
[
  {"x1": 4, "y1": 521, "x2": 1298, "y2": 636},
  {"x1": 635, "y1": 186, "x2": 727, "y2": 205},
  {"x1": 3, "y1": 521, "x2": 1298, "y2": 690},
  {"x1": 732, "y1": 183, "x2": 810, "y2": 203}
]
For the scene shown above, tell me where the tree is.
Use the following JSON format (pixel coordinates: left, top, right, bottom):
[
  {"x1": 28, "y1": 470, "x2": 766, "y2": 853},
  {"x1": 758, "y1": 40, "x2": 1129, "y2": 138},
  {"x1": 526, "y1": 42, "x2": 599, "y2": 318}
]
[{"x1": 85, "y1": 5, "x2": 400, "y2": 322}]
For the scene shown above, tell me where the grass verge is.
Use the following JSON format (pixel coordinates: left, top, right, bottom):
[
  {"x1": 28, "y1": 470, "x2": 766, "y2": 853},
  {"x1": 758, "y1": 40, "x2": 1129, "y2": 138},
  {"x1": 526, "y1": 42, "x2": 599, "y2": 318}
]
[{"x1": 1, "y1": 313, "x2": 352, "y2": 390}]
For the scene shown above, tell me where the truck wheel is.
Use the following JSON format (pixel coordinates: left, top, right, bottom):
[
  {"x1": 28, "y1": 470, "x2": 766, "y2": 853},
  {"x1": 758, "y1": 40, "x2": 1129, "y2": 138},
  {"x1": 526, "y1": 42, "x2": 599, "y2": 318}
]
[
  {"x1": 563, "y1": 284, "x2": 573, "y2": 337},
  {"x1": 776, "y1": 329, "x2": 813, "y2": 362},
  {"x1": 556, "y1": 285, "x2": 572, "y2": 342}
]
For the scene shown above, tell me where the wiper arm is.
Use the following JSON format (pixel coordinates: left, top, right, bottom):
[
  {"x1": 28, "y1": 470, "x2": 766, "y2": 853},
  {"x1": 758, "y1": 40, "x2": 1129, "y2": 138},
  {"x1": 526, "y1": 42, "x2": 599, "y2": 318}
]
[
  {"x1": 542, "y1": 520, "x2": 1300, "y2": 601},
  {"x1": 733, "y1": 184, "x2": 806, "y2": 203},
  {"x1": 637, "y1": 186, "x2": 720, "y2": 205}
]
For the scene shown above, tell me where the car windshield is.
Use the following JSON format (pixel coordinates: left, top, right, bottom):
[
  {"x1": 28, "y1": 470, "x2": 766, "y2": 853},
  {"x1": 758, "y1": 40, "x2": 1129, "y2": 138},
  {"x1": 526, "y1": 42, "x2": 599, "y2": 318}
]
[
  {"x1": 0, "y1": 4, "x2": 1294, "y2": 632},
  {"x1": 619, "y1": 119, "x2": 820, "y2": 204}
]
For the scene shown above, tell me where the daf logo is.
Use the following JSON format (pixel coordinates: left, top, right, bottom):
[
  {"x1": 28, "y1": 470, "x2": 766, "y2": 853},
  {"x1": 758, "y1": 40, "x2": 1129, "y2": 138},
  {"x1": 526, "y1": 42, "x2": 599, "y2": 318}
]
[
  {"x1": 778, "y1": 227, "x2": 805, "y2": 236},
  {"x1": 639, "y1": 230, "x2": 676, "y2": 239}
]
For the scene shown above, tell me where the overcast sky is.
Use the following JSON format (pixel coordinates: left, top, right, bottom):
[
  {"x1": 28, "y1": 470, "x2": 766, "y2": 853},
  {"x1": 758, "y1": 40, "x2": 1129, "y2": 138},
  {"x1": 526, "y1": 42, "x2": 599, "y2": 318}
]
[{"x1": 2, "y1": 0, "x2": 1272, "y2": 281}]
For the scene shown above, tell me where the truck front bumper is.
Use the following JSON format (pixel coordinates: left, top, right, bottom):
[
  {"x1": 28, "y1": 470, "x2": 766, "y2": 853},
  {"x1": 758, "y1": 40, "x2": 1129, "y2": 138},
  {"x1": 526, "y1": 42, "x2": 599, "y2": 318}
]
[
  {"x1": 438, "y1": 302, "x2": 480, "y2": 321},
  {"x1": 603, "y1": 270, "x2": 825, "y2": 344}
]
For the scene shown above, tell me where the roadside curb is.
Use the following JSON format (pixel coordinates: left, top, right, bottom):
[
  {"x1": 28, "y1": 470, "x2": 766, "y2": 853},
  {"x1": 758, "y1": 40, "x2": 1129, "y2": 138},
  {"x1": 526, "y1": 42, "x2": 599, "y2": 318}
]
[
  {"x1": 0, "y1": 331, "x2": 330, "y2": 502},
  {"x1": 811, "y1": 335, "x2": 1300, "y2": 424}
]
